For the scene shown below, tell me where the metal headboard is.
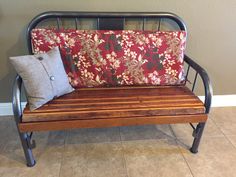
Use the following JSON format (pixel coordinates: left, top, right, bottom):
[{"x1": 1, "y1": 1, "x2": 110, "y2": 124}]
[{"x1": 27, "y1": 11, "x2": 187, "y2": 54}]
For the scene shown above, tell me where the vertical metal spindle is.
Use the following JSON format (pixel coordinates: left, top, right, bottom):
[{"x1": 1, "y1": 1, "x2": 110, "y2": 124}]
[
  {"x1": 142, "y1": 18, "x2": 145, "y2": 30},
  {"x1": 158, "y1": 18, "x2": 162, "y2": 31},
  {"x1": 192, "y1": 72, "x2": 198, "y2": 92},
  {"x1": 185, "y1": 64, "x2": 191, "y2": 82},
  {"x1": 56, "y1": 17, "x2": 61, "y2": 29},
  {"x1": 123, "y1": 18, "x2": 126, "y2": 29},
  {"x1": 75, "y1": 18, "x2": 79, "y2": 30},
  {"x1": 97, "y1": 18, "x2": 100, "y2": 30}
]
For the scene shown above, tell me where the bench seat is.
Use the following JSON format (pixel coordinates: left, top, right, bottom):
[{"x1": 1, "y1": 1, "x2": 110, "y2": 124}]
[
  {"x1": 19, "y1": 86, "x2": 207, "y2": 132},
  {"x1": 12, "y1": 11, "x2": 213, "y2": 167}
]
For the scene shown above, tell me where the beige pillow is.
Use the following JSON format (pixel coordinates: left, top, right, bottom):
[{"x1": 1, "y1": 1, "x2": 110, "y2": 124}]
[{"x1": 10, "y1": 47, "x2": 74, "y2": 111}]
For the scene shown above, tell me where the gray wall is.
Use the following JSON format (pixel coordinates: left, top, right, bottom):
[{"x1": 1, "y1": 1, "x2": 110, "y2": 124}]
[{"x1": 0, "y1": 0, "x2": 236, "y2": 102}]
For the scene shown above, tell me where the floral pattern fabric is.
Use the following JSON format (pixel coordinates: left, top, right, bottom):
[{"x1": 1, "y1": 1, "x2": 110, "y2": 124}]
[{"x1": 31, "y1": 29, "x2": 187, "y2": 88}]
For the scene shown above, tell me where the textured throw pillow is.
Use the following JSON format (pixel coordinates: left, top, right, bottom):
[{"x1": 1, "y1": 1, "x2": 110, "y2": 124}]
[
  {"x1": 10, "y1": 47, "x2": 74, "y2": 111},
  {"x1": 31, "y1": 29, "x2": 187, "y2": 87}
]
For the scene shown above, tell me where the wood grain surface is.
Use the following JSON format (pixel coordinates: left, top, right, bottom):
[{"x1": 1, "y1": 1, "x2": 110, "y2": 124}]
[{"x1": 22, "y1": 86, "x2": 206, "y2": 126}]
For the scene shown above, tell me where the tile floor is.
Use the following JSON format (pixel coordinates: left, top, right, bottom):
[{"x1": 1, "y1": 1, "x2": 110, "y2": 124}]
[{"x1": 0, "y1": 107, "x2": 236, "y2": 177}]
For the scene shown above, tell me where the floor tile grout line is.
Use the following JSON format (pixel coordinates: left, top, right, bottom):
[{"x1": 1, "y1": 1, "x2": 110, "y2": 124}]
[
  {"x1": 58, "y1": 130, "x2": 67, "y2": 177},
  {"x1": 169, "y1": 125, "x2": 178, "y2": 139},
  {"x1": 170, "y1": 120, "x2": 226, "y2": 141},
  {"x1": 223, "y1": 135, "x2": 236, "y2": 150},
  {"x1": 210, "y1": 118, "x2": 226, "y2": 137},
  {"x1": 63, "y1": 137, "x2": 173, "y2": 145},
  {"x1": 170, "y1": 124, "x2": 195, "y2": 177},
  {"x1": 175, "y1": 139, "x2": 195, "y2": 177},
  {"x1": 119, "y1": 127, "x2": 130, "y2": 177},
  {"x1": 210, "y1": 118, "x2": 236, "y2": 150},
  {"x1": 155, "y1": 124, "x2": 177, "y2": 140}
]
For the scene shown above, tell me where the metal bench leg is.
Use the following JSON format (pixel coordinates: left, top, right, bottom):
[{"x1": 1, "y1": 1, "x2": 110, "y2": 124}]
[
  {"x1": 18, "y1": 132, "x2": 36, "y2": 167},
  {"x1": 190, "y1": 122, "x2": 206, "y2": 153},
  {"x1": 13, "y1": 75, "x2": 36, "y2": 166}
]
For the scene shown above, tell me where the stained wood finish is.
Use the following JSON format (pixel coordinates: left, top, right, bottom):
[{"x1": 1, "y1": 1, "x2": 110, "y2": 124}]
[
  {"x1": 22, "y1": 86, "x2": 206, "y2": 123},
  {"x1": 19, "y1": 114, "x2": 207, "y2": 132}
]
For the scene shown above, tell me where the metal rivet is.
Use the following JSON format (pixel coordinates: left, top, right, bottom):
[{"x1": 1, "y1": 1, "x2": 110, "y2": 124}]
[
  {"x1": 37, "y1": 56, "x2": 43, "y2": 61},
  {"x1": 50, "y1": 76, "x2": 55, "y2": 81}
]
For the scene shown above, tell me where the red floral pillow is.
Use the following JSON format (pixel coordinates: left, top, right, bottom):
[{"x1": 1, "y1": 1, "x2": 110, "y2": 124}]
[{"x1": 31, "y1": 29, "x2": 187, "y2": 88}]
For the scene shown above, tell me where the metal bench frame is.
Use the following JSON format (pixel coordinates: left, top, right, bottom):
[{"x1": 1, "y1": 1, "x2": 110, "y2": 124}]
[{"x1": 12, "y1": 11, "x2": 213, "y2": 167}]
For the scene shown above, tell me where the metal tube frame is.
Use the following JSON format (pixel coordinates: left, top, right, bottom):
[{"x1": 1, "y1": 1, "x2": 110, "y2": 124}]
[
  {"x1": 184, "y1": 55, "x2": 213, "y2": 153},
  {"x1": 12, "y1": 75, "x2": 36, "y2": 167},
  {"x1": 12, "y1": 11, "x2": 212, "y2": 166}
]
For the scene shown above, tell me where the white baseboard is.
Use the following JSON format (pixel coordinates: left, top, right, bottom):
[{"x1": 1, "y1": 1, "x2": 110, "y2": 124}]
[
  {"x1": 0, "y1": 102, "x2": 26, "y2": 116},
  {"x1": 198, "y1": 95, "x2": 236, "y2": 107},
  {"x1": 1, "y1": 95, "x2": 236, "y2": 116}
]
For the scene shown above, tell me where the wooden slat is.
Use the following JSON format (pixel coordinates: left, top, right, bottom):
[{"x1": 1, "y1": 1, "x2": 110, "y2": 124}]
[
  {"x1": 43, "y1": 98, "x2": 199, "y2": 107},
  {"x1": 24, "y1": 99, "x2": 202, "y2": 113},
  {"x1": 22, "y1": 86, "x2": 205, "y2": 123},
  {"x1": 50, "y1": 95, "x2": 196, "y2": 103},
  {"x1": 23, "y1": 106, "x2": 205, "y2": 122},
  {"x1": 19, "y1": 114, "x2": 207, "y2": 132},
  {"x1": 57, "y1": 86, "x2": 193, "y2": 99}
]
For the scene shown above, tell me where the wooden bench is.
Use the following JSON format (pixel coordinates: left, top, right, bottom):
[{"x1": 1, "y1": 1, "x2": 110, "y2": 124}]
[{"x1": 12, "y1": 11, "x2": 213, "y2": 167}]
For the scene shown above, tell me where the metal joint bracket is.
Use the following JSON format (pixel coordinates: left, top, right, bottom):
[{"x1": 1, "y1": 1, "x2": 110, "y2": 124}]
[{"x1": 26, "y1": 133, "x2": 36, "y2": 149}]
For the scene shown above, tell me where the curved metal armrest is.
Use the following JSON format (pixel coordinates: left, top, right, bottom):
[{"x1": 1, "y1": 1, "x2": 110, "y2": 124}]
[
  {"x1": 12, "y1": 75, "x2": 23, "y2": 123},
  {"x1": 184, "y1": 55, "x2": 213, "y2": 113}
]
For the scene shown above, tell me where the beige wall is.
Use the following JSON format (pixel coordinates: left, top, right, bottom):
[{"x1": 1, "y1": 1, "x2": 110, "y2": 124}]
[{"x1": 0, "y1": 0, "x2": 236, "y2": 102}]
